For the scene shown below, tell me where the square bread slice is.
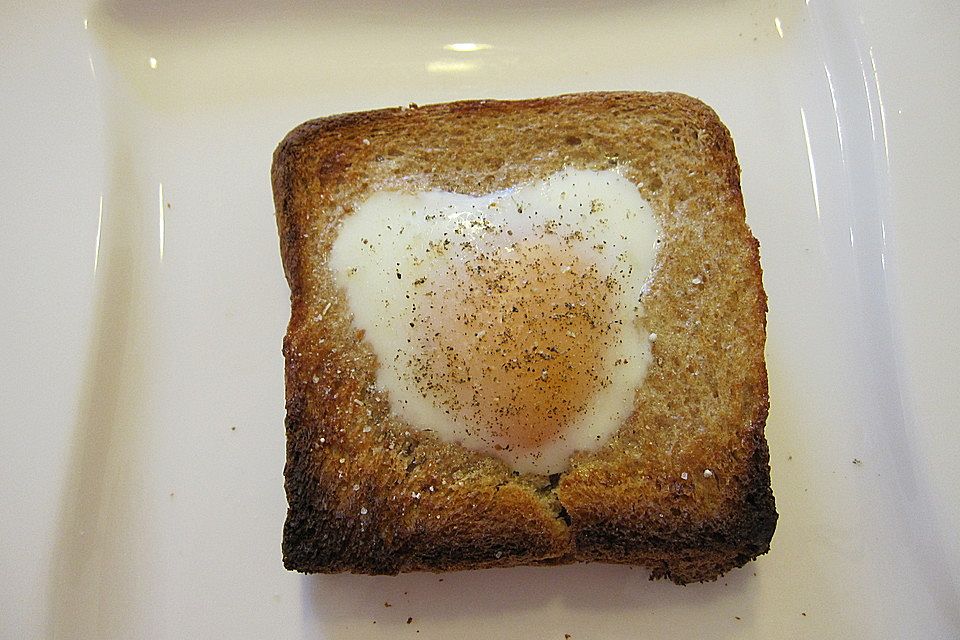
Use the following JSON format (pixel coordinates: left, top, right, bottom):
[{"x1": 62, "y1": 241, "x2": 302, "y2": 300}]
[{"x1": 272, "y1": 91, "x2": 776, "y2": 584}]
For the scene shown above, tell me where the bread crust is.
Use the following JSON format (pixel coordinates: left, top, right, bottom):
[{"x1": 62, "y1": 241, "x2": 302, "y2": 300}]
[{"x1": 273, "y1": 91, "x2": 776, "y2": 583}]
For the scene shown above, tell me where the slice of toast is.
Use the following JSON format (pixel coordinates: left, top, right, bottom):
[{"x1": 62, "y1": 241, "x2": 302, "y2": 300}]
[{"x1": 272, "y1": 91, "x2": 776, "y2": 584}]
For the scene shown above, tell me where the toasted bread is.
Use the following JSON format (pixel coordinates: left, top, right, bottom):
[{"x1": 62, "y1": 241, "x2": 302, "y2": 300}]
[{"x1": 272, "y1": 91, "x2": 776, "y2": 583}]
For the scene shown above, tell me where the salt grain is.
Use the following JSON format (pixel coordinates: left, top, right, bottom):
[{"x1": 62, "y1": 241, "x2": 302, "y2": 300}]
[
  {"x1": 360, "y1": 507, "x2": 368, "y2": 515},
  {"x1": 704, "y1": 469, "x2": 714, "y2": 478}
]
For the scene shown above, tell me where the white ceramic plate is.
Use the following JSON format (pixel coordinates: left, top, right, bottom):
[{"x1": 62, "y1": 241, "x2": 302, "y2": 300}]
[{"x1": 3, "y1": 1, "x2": 958, "y2": 638}]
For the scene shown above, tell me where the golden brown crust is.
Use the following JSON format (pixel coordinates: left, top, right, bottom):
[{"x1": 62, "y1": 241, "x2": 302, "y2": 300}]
[{"x1": 272, "y1": 91, "x2": 776, "y2": 583}]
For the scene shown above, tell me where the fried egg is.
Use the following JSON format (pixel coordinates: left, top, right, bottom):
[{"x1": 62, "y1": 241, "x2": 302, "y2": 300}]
[{"x1": 329, "y1": 168, "x2": 662, "y2": 474}]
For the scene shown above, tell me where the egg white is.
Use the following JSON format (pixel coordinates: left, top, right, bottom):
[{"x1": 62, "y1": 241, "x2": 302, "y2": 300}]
[{"x1": 328, "y1": 168, "x2": 662, "y2": 474}]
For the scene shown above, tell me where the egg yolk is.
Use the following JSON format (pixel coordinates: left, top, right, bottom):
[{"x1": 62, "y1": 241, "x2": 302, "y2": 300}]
[{"x1": 409, "y1": 241, "x2": 622, "y2": 451}]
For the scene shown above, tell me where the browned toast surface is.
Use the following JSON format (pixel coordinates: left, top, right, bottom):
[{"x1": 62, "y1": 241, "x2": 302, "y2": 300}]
[{"x1": 273, "y1": 91, "x2": 776, "y2": 583}]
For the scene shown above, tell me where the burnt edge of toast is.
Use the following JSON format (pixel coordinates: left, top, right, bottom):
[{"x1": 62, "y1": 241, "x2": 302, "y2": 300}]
[{"x1": 273, "y1": 91, "x2": 777, "y2": 584}]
